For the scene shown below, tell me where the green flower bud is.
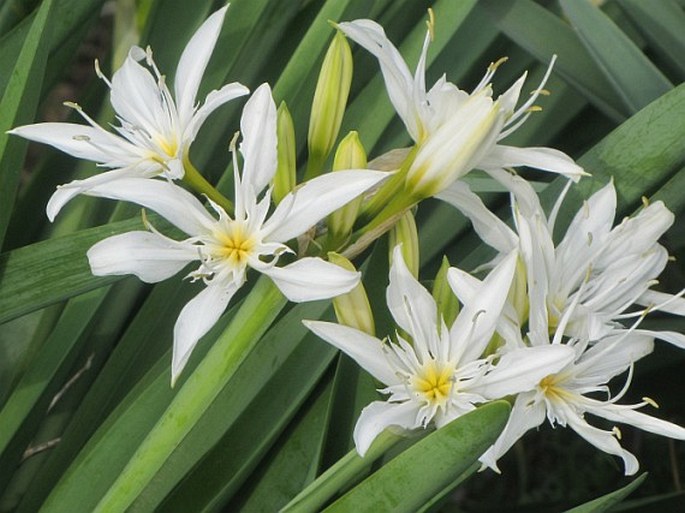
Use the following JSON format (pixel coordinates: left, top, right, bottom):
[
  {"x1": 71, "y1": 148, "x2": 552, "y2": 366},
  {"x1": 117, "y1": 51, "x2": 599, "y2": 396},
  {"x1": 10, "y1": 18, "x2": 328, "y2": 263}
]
[
  {"x1": 328, "y1": 252, "x2": 375, "y2": 335},
  {"x1": 305, "y1": 31, "x2": 353, "y2": 180},
  {"x1": 388, "y1": 210, "x2": 419, "y2": 279},
  {"x1": 273, "y1": 102, "x2": 297, "y2": 205},
  {"x1": 432, "y1": 256, "x2": 460, "y2": 328},
  {"x1": 327, "y1": 131, "x2": 367, "y2": 250}
]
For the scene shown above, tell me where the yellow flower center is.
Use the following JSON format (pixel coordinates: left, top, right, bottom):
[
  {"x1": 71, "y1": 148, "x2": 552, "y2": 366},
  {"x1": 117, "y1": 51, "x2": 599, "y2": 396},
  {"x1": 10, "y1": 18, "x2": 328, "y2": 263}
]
[
  {"x1": 154, "y1": 135, "x2": 179, "y2": 158},
  {"x1": 214, "y1": 226, "x2": 256, "y2": 266},
  {"x1": 412, "y1": 361, "x2": 454, "y2": 405},
  {"x1": 539, "y1": 373, "x2": 571, "y2": 402}
]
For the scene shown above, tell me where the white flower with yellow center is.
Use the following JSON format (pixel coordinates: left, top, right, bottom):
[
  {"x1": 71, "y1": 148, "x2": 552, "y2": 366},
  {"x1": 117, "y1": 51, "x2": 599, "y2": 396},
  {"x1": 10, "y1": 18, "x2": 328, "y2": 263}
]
[
  {"x1": 336, "y1": 18, "x2": 586, "y2": 198},
  {"x1": 83, "y1": 84, "x2": 390, "y2": 384},
  {"x1": 305, "y1": 246, "x2": 574, "y2": 456},
  {"x1": 9, "y1": 6, "x2": 249, "y2": 221},
  {"x1": 480, "y1": 332, "x2": 685, "y2": 475}
]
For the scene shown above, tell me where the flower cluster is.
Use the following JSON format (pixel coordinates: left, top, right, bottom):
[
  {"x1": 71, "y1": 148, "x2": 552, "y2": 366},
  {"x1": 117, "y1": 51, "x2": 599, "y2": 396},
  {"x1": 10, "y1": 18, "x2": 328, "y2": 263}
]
[{"x1": 10, "y1": 6, "x2": 685, "y2": 477}]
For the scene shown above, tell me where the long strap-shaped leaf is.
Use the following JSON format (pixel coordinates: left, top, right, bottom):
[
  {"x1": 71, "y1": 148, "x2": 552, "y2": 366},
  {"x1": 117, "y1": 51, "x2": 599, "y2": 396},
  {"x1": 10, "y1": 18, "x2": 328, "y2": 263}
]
[{"x1": 0, "y1": 0, "x2": 53, "y2": 248}]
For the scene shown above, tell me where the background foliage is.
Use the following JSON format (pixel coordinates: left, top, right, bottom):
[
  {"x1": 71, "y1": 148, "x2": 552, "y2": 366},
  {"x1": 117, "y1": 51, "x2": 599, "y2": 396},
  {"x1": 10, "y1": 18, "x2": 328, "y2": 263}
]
[{"x1": 1, "y1": 0, "x2": 685, "y2": 511}]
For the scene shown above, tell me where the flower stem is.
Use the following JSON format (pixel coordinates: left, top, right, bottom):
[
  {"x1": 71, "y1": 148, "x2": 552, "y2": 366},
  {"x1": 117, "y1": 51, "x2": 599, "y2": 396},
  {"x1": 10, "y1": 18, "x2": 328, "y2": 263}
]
[
  {"x1": 92, "y1": 277, "x2": 285, "y2": 513},
  {"x1": 280, "y1": 431, "x2": 403, "y2": 513},
  {"x1": 182, "y1": 157, "x2": 235, "y2": 215}
]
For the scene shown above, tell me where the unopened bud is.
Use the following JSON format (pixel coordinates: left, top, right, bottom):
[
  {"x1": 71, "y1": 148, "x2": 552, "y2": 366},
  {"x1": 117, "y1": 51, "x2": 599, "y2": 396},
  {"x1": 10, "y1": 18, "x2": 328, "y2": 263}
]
[
  {"x1": 432, "y1": 256, "x2": 459, "y2": 327},
  {"x1": 327, "y1": 131, "x2": 367, "y2": 249},
  {"x1": 305, "y1": 31, "x2": 353, "y2": 179},
  {"x1": 328, "y1": 252, "x2": 375, "y2": 335},
  {"x1": 388, "y1": 210, "x2": 419, "y2": 279},
  {"x1": 273, "y1": 102, "x2": 297, "y2": 205}
]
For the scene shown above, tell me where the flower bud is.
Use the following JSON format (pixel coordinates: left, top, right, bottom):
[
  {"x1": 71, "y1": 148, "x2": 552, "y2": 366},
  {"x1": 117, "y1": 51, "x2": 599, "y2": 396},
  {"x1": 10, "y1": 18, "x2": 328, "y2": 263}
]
[
  {"x1": 327, "y1": 131, "x2": 367, "y2": 249},
  {"x1": 305, "y1": 31, "x2": 353, "y2": 180},
  {"x1": 388, "y1": 210, "x2": 419, "y2": 279},
  {"x1": 328, "y1": 252, "x2": 375, "y2": 335},
  {"x1": 432, "y1": 256, "x2": 460, "y2": 327},
  {"x1": 273, "y1": 102, "x2": 297, "y2": 205},
  {"x1": 406, "y1": 90, "x2": 503, "y2": 199}
]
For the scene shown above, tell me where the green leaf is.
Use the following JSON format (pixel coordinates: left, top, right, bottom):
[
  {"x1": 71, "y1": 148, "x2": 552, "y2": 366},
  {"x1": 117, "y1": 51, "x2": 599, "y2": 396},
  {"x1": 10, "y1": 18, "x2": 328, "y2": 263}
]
[
  {"x1": 562, "y1": 473, "x2": 647, "y2": 513},
  {"x1": 0, "y1": 216, "x2": 151, "y2": 324},
  {"x1": 482, "y1": 0, "x2": 627, "y2": 121},
  {"x1": 323, "y1": 401, "x2": 511, "y2": 513},
  {"x1": 0, "y1": 0, "x2": 53, "y2": 247},
  {"x1": 559, "y1": 0, "x2": 673, "y2": 114},
  {"x1": 619, "y1": 0, "x2": 685, "y2": 79}
]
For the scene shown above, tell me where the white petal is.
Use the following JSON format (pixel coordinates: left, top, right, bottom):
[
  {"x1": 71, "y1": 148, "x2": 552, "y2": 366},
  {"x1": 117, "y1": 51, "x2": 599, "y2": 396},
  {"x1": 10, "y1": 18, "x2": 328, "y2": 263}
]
[
  {"x1": 9, "y1": 122, "x2": 138, "y2": 165},
  {"x1": 110, "y1": 50, "x2": 167, "y2": 137},
  {"x1": 47, "y1": 165, "x2": 158, "y2": 222},
  {"x1": 637, "y1": 289, "x2": 685, "y2": 316},
  {"x1": 186, "y1": 82, "x2": 250, "y2": 141},
  {"x1": 303, "y1": 320, "x2": 399, "y2": 385},
  {"x1": 262, "y1": 170, "x2": 389, "y2": 243},
  {"x1": 259, "y1": 257, "x2": 359, "y2": 302},
  {"x1": 174, "y1": 6, "x2": 228, "y2": 126},
  {"x1": 449, "y1": 251, "x2": 518, "y2": 363},
  {"x1": 474, "y1": 346, "x2": 575, "y2": 399},
  {"x1": 480, "y1": 392, "x2": 545, "y2": 472},
  {"x1": 589, "y1": 403, "x2": 685, "y2": 441},
  {"x1": 565, "y1": 410, "x2": 639, "y2": 475},
  {"x1": 479, "y1": 145, "x2": 586, "y2": 181},
  {"x1": 82, "y1": 177, "x2": 215, "y2": 235},
  {"x1": 337, "y1": 20, "x2": 422, "y2": 141},
  {"x1": 353, "y1": 400, "x2": 421, "y2": 456},
  {"x1": 87, "y1": 231, "x2": 197, "y2": 282},
  {"x1": 172, "y1": 279, "x2": 238, "y2": 385},
  {"x1": 239, "y1": 83, "x2": 277, "y2": 194},
  {"x1": 436, "y1": 180, "x2": 517, "y2": 253},
  {"x1": 633, "y1": 329, "x2": 685, "y2": 350},
  {"x1": 573, "y1": 332, "x2": 653, "y2": 382},
  {"x1": 386, "y1": 245, "x2": 438, "y2": 353}
]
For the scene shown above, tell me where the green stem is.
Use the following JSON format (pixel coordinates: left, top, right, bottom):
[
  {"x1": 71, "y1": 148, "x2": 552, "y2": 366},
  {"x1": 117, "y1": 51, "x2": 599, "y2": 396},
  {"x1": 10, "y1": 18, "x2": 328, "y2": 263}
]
[
  {"x1": 182, "y1": 158, "x2": 234, "y2": 215},
  {"x1": 280, "y1": 431, "x2": 402, "y2": 513},
  {"x1": 92, "y1": 277, "x2": 286, "y2": 513}
]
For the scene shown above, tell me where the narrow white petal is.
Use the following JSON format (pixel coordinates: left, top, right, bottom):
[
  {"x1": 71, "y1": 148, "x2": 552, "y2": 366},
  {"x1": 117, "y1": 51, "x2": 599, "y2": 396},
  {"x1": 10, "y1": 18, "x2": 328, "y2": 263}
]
[
  {"x1": 172, "y1": 279, "x2": 238, "y2": 385},
  {"x1": 353, "y1": 400, "x2": 421, "y2": 456},
  {"x1": 303, "y1": 320, "x2": 399, "y2": 385},
  {"x1": 9, "y1": 123, "x2": 138, "y2": 164},
  {"x1": 174, "y1": 6, "x2": 228, "y2": 126},
  {"x1": 475, "y1": 346, "x2": 575, "y2": 399},
  {"x1": 589, "y1": 403, "x2": 685, "y2": 441},
  {"x1": 436, "y1": 180, "x2": 517, "y2": 253},
  {"x1": 239, "y1": 83, "x2": 278, "y2": 194},
  {"x1": 337, "y1": 20, "x2": 422, "y2": 141},
  {"x1": 262, "y1": 170, "x2": 389, "y2": 243},
  {"x1": 87, "y1": 231, "x2": 197, "y2": 282},
  {"x1": 566, "y1": 411, "x2": 639, "y2": 475},
  {"x1": 637, "y1": 289, "x2": 685, "y2": 316},
  {"x1": 632, "y1": 329, "x2": 685, "y2": 350},
  {"x1": 186, "y1": 82, "x2": 250, "y2": 141},
  {"x1": 480, "y1": 392, "x2": 545, "y2": 472},
  {"x1": 449, "y1": 251, "x2": 518, "y2": 363},
  {"x1": 82, "y1": 178, "x2": 215, "y2": 235},
  {"x1": 573, "y1": 332, "x2": 653, "y2": 381},
  {"x1": 479, "y1": 145, "x2": 586, "y2": 181},
  {"x1": 46, "y1": 166, "x2": 149, "y2": 221},
  {"x1": 386, "y1": 245, "x2": 438, "y2": 348}
]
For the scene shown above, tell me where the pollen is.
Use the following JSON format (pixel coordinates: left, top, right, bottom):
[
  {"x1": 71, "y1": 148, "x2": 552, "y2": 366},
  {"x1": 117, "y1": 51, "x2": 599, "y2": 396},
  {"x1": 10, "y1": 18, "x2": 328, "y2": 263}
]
[
  {"x1": 214, "y1": 226, "x2": 256, "y2": 266},
  {"x1": 539, "y1": 373, "x2": 568, "y2": 401},
  {"x1": 412, "y1": 361, "x2": 454, "y2": 405}
]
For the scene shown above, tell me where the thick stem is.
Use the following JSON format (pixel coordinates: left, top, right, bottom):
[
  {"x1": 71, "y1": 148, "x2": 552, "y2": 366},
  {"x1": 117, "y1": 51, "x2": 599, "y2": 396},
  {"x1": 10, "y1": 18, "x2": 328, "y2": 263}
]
[
  {"x1": 182, "y1": 157, "x2": 235, "y2": 215},
  {"x1": 92, "y1": 277, "x2": 286, "y2": 513}
]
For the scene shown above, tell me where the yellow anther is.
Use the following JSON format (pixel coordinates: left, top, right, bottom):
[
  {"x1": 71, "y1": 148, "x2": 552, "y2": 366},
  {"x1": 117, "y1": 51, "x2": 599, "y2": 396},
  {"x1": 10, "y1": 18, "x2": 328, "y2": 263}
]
[
  {"x1": 641, "y1": 196, "x2": 650, "y2": 207},
  {"x1": 643, "y1": 396, "x2": 659, "y2": 408},
  {"x1": 531, "y1": 88, "x2": 551, "y2": 96},
  {"x1": 612, "y1": 426, "x2": 622, "y2": 440},
  {"x1": 526, "y1": 105, "x2": 543, "y2": 113},
  {"x1": 63, "y1": 101, "x2": 81, "y2": 111},
  {"x1": 426, "y1": 8, "x2": 435, "y2": 41},
  {"x1": 489, "y1": 56, "x2": 508, "y2": 71}
]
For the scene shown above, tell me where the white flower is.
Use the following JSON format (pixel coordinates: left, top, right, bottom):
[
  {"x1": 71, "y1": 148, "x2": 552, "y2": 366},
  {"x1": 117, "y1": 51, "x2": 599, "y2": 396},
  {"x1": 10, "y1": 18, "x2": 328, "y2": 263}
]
[
  {"x1": 480, "y1": 332, "x2": 685, "y2": 475},
  {"x1": 84, "y1": 84, "x2": 390, "y2": 384},
  {"x1": 304, "y1": 246, "x2": 574, "y2": 456},
  {"x1": 337, "y1": 19, "x2": 586, "y2": 197},
  {"x1": 439, "y1": 171, "x2": 685, "y2": 348},
  {"x1": 9, "y1": 6, "x2": 249, "y2": 221}
]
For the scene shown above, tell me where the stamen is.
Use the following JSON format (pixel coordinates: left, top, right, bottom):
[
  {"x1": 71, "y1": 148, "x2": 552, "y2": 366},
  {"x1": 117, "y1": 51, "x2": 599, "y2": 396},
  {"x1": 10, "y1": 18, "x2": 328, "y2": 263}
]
[
  {"x1": 426, "y1": 8, "x2": 435, "y2": 41},
  {"x1": 612, "y1": 426, "x2": 622, "y2": 440},
  {"x1": 641, "y1": 196, "x2": 650, "y2": 207},
  {"x1": 94, "y1": 59, "x2": 112, "y2": 88},
  {"x1": 643, "y1": 396, "x2": 659, "y2": 408}
]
